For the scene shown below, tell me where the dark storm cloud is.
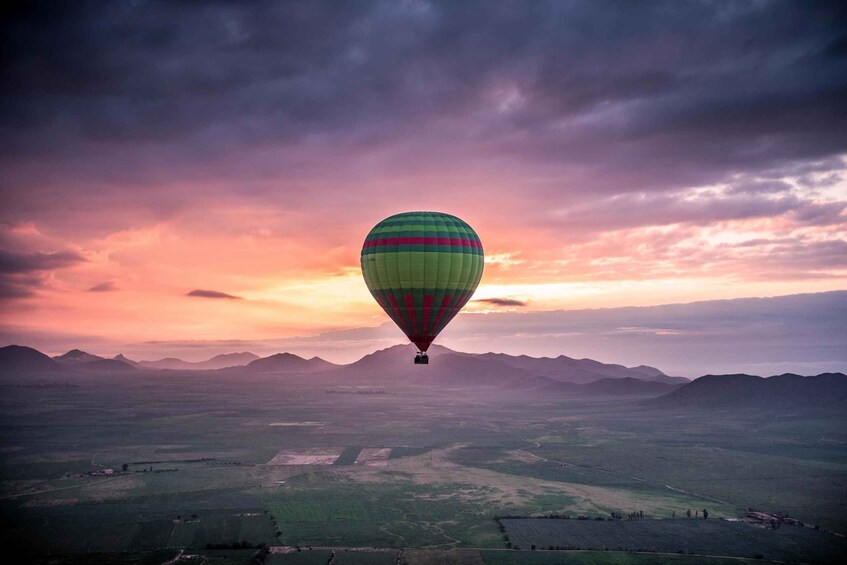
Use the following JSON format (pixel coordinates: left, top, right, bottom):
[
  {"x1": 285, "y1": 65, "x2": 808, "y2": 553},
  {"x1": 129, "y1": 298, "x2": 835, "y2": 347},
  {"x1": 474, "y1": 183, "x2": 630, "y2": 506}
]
[
  {"x1": 475, "y1": 298, "x2": 526, "y2": 307},
  {"x1": 186, "y1": 289, "x2": 241, "y2": 300},
  {"x1": 0, "y1": 273, "x2": 41, "y2": 299},
  {"x1": 0, "y1": 249, "x2": 86, "y2": 298},
  {"x1": 546, "y1": 191, "x2": 847, "y2": 233},
  {"x1": 1, "y1": 0, "x2": 846, "y2": 208},
  {"x1": 0, "y1": 249, "x2": 86, "y2": 273}
]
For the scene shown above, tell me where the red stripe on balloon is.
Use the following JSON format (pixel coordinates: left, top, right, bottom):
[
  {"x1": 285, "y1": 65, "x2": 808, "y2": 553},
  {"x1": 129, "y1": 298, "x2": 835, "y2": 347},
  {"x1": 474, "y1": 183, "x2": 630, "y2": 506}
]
[
  {"x1": 377, "y1": 295, "x2": 405, "y2": 335},
  {"x1": 421, "y1": 294, "x2": 434, "y2": 335},
  {"x1": 404, "y1": 294, "x2": 418, "y2": 336},
  {"x1": 363, "y1": 237, "x2": 480, "y2": 248},
  {"x1": 385, "y1": 294, "x2": 409, "y2": 335},
  {"x1": 430, "y1": 294, "x2": 453, "y2": 334}
]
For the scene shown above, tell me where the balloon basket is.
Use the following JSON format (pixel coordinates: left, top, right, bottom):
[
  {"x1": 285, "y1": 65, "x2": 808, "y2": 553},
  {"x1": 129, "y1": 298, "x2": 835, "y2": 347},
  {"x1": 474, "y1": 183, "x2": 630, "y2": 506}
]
[{"x1": 414, "y1": 353, "x2": 429, "y2": 365}]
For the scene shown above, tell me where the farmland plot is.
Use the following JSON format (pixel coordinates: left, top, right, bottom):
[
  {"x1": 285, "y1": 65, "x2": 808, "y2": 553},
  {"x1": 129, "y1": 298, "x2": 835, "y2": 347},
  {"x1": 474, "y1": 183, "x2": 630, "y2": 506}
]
[
  {"x1": 268, "y1": 448, "x2": 344, "y2": 465},
  {"x1": 355, "y1": 447, "x2": 392, "y2": 466},
  {"x1": 479, "y1": 551, "x2": 780, "y2": 565},
  {"x1": 500, "y1": 518, "x2": 847, "y2": 563}
]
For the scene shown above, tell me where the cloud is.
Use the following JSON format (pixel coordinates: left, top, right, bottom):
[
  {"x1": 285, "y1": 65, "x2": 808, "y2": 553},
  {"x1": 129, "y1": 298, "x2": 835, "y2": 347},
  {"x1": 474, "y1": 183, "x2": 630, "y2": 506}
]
[
  {"x1": 440, "y1": 291, "x2": 847, "y2": 377},
  {"x1": 0, "y1": 248, "x2": 86, "y2": 299},
  {"x1": 0, "y1": 2, "x2": 845, "y2": 351},
  {"x1": 475, "y1": 297, "x2": 526, "y2": 307},
  {"x1": 4, "y1": 291, "x2": 844, "y2": 376},
  {"x1": 726, "y1": 180, "x2": 793, "y2": 195},
  {"x1": 0, "y1": 249, "x2": 86, "y2": 273},
  {"x1": 186, "y1": 289, "x2": 242, "y2": 300},
  {"x1": 1, "y1": 0, "x2": 846, "y2": 234},
  {"x1": 545, "y1": 189, "x2": 847, "y2": 234},
  {"x1": 87, "y1": 281, "x2": 118, "y2": 292}
]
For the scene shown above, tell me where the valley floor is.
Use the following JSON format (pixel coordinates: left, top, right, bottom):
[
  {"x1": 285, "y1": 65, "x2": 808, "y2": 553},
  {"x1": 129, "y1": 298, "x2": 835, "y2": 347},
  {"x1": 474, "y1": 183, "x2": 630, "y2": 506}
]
[{"x1": 1, "y1": 369, "x2": 845, "y2": 564}]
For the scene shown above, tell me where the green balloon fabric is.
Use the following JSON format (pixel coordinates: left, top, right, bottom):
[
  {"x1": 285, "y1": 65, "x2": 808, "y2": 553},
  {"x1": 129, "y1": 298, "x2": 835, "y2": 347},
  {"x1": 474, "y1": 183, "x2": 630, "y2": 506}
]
[{"x1": 361, "y1": 211, "x2": 484, "y2": 352}]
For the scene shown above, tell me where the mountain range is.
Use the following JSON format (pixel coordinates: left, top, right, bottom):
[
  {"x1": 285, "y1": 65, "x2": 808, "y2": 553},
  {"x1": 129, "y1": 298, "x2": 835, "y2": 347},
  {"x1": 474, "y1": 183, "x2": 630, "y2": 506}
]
[
  {"x1": 2, "y1": 342, "x2": 677, "y2": 386},
  {"x1": 1, "y1": 343, "x2": 844, "y2": 408},
  {"x1": 51, "y1": 349, "x2": 261, "y2": 371}
]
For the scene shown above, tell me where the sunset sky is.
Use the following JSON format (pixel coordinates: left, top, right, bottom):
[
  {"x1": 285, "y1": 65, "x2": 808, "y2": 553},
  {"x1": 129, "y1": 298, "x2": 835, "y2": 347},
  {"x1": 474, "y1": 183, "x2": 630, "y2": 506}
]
[{"x1": 1, "y1": 1, "x2": 846, "y2": 371}]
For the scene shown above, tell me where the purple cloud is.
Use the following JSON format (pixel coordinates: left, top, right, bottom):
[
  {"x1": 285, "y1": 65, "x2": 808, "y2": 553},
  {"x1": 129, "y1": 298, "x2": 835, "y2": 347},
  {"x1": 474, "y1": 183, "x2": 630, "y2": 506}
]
[
  {"x1": 475, "y1": 298, "x2": 527, "y2": 307},
  {"x1": 186, "y1": 289, "x2": 242, "y2": 300},
  {"x1": 0, "y1": 250, "x2": 86, "y2": 273},
  {"x1": 1, "y1": 1, "x2": 845, "y2": 239},
  {"x1": 0, "y1": 249, "x2": 86, "y2": 299},
  {"x1": 87, "y1": 281, "x2": 118, "y2": 292}
]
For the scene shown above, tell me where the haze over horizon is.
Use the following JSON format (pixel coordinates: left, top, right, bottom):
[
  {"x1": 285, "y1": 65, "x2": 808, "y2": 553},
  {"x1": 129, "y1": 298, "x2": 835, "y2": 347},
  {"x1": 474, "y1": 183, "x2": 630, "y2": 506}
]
[
  {"x1": 2, "y1": 1, "x2": 846, "y2": 376},
  {"x1": 4, "y1": 291, "x2": 845, "y2": 379}
]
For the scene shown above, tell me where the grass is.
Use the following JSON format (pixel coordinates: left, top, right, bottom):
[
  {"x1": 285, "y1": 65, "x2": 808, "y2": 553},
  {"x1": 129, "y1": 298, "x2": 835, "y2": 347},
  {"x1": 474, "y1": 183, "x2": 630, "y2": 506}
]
[
  {"x1": 266, "y1": 476, "x2": 501, "y2": 547},
  {"x1": 266, "y1": 551, "x2": 333, "y2": 564},
  {"x1": 499, "y1": 518, "x2": 847, "y2": 563},
  {"x1": 332, "y1": 550, "x2": 400, "y2": 564},
  {"x1": 478, "y1": 551, "x2": 783, "y2": 564},
  {"x1": 535, "y1": 436, "x2": 847, "y2": 530},
  {"x1": 167, "y1": 509, "x2": 279, "y2": 548}
]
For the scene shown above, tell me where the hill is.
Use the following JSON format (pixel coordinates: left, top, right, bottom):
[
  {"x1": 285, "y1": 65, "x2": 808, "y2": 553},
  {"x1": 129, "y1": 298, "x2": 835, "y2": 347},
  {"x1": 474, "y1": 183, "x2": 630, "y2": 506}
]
[
  {"x1": 53, "y1": 349, "x2": 105, "y2": 365},
  {"x1": 84, "y1": 359, "x2": 137, "y2": 372},
  {"x1": 448, "y1": 351, "x2": 684, "y2": 384},
  {"x1": 0, "y1": 345, "x2": 64, "y2": 374},
  {"x1": 336, "y1": 344, "x2": 535, "y2": 385},
  {"x1": 338, "y1": 344, "x2": 454, "y2": 377},
  {"x1": 647, "y1": 372, "x2": 847, "y2": 410},
  {"x1": 51, "y1": 350, "x2": 137, "y2": 372},
  {"x1": 581, "y1": 377, "x2": 682, "y2": 396},
  {"x1": 113, "y1": 354, "x2": 141, "y2": 367},
  {"x1": 333, "y1": 345, "x2": 684, "y2": 395},
  {"x1": 139, "y1": 352, "x2": 260, "y2": 370},
  {"x1": 243, "y1": 352, "x2": 337, "y2": 374},
  {"x1": 338, "y1": 344, "x2": 685, "y2": 389}
]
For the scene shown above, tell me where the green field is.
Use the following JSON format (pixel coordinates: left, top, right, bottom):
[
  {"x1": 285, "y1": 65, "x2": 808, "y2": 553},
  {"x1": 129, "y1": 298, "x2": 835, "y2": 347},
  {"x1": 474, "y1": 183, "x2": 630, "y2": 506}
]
[
  {"x1": 499, "y1": 518, "x2": 847, "y2": 562},
  {"x1": 266, "y1": 551, "x2": 334, "y2": 564},
  {"x1": 478, "y1": 551, "x2": 784, "y2": 564},
  {"x1": 332, "y1": 550, "x2": 400, "y2": 564},
  {"x1": 266, "y1": 476, "x2": 506, "y2": 547},
  {"x1": 1, "y1": 369, "x2": 845, "y2": 563}
]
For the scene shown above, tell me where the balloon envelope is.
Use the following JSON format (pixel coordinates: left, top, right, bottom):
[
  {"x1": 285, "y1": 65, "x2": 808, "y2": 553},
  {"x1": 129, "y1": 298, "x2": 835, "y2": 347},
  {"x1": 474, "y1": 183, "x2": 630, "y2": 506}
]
[{"x1": 361, "y1": 211, "x2": 484, "y2": 352}]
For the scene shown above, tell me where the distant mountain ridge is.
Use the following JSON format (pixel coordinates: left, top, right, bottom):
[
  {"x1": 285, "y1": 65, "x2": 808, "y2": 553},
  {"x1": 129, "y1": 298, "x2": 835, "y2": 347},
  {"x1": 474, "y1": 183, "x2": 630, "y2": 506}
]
[
  {"x1": 4, "y1": 343, "x2": 681, "y2": 387},
  {"x1": 51, "y1": 349, "x2": 137, "y2": 372},
  {"x1": 446, "y1": 350, "x2": 684, "y2": 385},
  {"x1": 12, "y1": 343, "x2": 685, "y2": 384},
  {"x1": 53, "y1": 349, "x2": 104, "y2": 364},
  {"x1": 333, "y1": 344, "x2": 687, "y2": 392},
  {"x1": 242, "y1": 352, "x2": 337, "y2": 373},
  {"x1": 138, "y1": 352, "x2": 260, "y2": 370},
  {"x1": 3, "y1": 344, "x2": 845, "y2": 405},
  {"x1": 647, "y1": 372, "x2": 847, "y2": 410}
]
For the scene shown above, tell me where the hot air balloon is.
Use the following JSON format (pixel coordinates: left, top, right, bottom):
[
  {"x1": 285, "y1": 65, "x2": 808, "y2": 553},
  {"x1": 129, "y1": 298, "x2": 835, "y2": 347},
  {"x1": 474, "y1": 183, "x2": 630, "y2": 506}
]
[{"x1": 361, "y1": 211, "x2": 484, "y2": 364}]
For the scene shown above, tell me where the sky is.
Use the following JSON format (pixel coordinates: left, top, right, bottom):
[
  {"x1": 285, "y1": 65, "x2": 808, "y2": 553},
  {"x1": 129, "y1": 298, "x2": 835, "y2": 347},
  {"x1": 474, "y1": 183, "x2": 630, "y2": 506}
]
[{"x1": 1, "y1": 1, "x2": 846, "y2": 373}]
